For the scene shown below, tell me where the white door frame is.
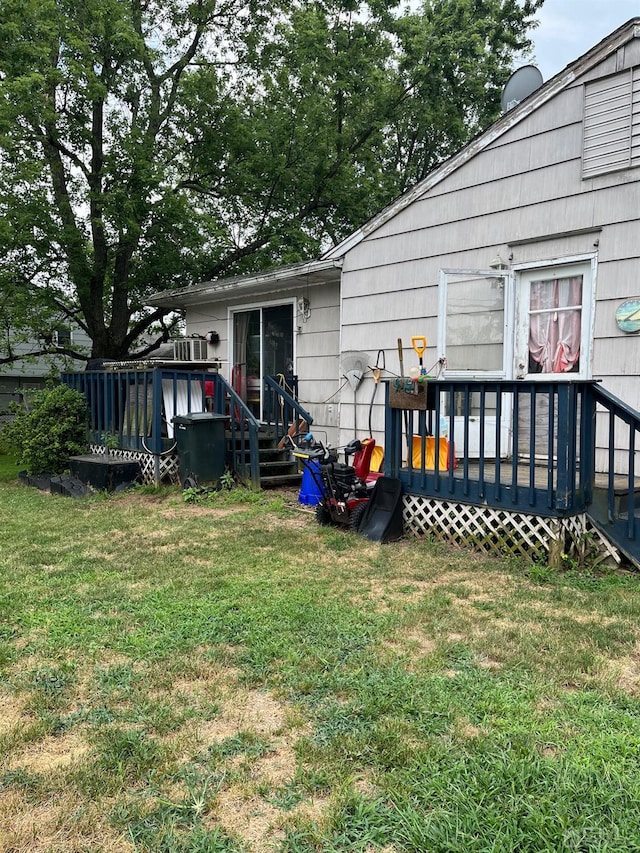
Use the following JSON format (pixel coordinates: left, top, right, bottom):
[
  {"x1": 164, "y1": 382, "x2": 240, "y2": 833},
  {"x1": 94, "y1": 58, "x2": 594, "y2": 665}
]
[
  {"x1": 512, "y1": 254, "x2": 597, "y2": 381},
  {"x1": 437, "y1": 268, "x2": 513, "y2": 457},
  {"x1": 227, "y1": 297, "x2": 297, "y2": 417}
]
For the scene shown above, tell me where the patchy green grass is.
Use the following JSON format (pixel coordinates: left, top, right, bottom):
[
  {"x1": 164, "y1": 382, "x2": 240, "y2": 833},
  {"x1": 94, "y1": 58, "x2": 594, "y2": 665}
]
[
  {"x1": 2, "y1": 461, "x2": 640, "y2": 851},
  {"x1": 0, "y1": 450, "x2": 20, "y2": 483}
]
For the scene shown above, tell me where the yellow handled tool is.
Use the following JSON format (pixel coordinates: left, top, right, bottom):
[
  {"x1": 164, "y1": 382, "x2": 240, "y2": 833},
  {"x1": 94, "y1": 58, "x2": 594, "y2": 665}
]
[{"x1": 411, "y1": 336, "x2": 427, "y2": 375}]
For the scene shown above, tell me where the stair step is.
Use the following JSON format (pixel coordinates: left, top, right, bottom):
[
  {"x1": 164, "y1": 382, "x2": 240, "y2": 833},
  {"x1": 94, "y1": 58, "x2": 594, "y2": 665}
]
[
  {"x1": 616, "y1": 511, "x2": 640, "y2": 522},
  {"x1": 260, "y1": 473, "x2": 302, "y2": 488},
  {"x1": 259, "y1": 448, "x2": 291, "y2": 461},
  {"x1": 259, "y1": 460, "x2": 299, "y2": 475}
]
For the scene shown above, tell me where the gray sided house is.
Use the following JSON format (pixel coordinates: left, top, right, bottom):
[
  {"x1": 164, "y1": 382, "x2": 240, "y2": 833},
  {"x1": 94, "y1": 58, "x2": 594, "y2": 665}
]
[
  {"x1": 143, "y1": 19, "x2": 640, "y2": 566},
  {"x1": 0, "y1": 327, "x2": 92, "y2": 414},
  {"x1": 153, "y1": 261, "x2": 343, "y2": 441},
  {"x1": 155, "y1": 19, "x2": 640, "y2": 456}
]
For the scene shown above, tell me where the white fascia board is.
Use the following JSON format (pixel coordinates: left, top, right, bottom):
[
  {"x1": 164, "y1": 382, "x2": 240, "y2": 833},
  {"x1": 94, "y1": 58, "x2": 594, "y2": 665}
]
[{"x1": 148, "y1": 258, "x2": 343, "y2": 308}]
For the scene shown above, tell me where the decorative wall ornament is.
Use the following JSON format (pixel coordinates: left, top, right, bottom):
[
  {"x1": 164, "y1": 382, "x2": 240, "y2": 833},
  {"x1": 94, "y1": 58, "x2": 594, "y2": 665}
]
[{"x1": 615, "y1": 300, "x2": 640, "y2": 333}]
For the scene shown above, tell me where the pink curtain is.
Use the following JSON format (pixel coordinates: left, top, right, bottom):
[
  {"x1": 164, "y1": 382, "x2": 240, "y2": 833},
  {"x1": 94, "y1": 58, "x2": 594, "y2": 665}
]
[{"x1": 529, "y1": 277, "x2": 582, "y2": 373}]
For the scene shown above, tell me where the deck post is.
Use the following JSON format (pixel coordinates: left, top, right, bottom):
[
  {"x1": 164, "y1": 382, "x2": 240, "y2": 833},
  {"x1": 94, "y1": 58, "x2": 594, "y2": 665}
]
[
  {"x1": 580, "y1": 383, "x2": 597, "y2": 509},
  {"x1": 547, "y1": 518, "x2": 565, "y2": 569},
  {"x1": 555, "y1": 384, "x2": 575, "y2": 511},
  {"x1": 384, "y1": 382, "x2": 402, "y2": 477},
  {"x1": 152, "y1": 368, "x2": 164, "y2": 486}
]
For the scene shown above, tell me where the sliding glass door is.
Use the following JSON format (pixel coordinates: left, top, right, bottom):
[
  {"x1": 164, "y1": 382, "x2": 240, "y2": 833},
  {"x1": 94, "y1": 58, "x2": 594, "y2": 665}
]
[{"x1": 232, "y1": 303, "x2": 294, "y2": 418}]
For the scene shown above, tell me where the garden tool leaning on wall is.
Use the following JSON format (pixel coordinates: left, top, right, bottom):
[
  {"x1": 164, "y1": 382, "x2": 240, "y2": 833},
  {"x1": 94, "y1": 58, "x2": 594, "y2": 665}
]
[{"x1": 368, "y1": 350, "x2": 385, "y2": 438}]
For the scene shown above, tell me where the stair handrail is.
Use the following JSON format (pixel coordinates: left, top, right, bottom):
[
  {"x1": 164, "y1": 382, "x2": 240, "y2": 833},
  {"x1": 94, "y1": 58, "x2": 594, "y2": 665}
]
[
  {"x1": 591, "y1": 383, "x2": 640, "y2": 428},
  {"x1": 263, "y1": 375, "x2": 313, "y2": 441},
  {"x1": 212, "y1": 372, "x2": 261, "y2": 488},
  {"x1": 588, "y1": 384, "x2": 640, "y2": 547}
]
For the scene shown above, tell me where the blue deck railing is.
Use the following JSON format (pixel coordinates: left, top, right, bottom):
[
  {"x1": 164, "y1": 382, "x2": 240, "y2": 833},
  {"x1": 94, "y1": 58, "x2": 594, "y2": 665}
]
[
  {"x1": 588, "y1": 384, "x2": 640, "y2": 563},
  {"x1": 384, "y1": 378, "x2": 640, "y2": 564},
  {"x1": 62, "y1": 367, "x2": 314, "y2": 489},
  {"x1": 62, "y1": 367, "x2": 261, "y2": 487},
  {"x1": 263, "y1": 375, "x2": 313, "y2": 443},
  {"x1": 384, "y1": 379, "x2": 595, "y2": 517}
]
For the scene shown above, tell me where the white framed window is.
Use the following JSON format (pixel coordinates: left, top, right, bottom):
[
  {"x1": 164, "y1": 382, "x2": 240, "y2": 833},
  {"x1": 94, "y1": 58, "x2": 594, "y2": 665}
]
[
  {"x1": 53, "y1": 328, "x2": 73, "y2": 346},
  {"x1": 514, "y1": 257, "x2": 596, "y2": 381},
  {"x1": 583, "y1": 67, "x2": 640, "y2": 178},
  {"x1": 437, "y1": 268, "x2": 513, "y2": 458},
  {"x1": 438, "y1": 268, "x2": 512, "y2": 377}
]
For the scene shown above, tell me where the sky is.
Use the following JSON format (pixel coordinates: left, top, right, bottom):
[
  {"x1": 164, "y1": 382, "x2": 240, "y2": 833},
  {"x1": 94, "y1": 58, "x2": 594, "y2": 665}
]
[{"x1": 529, "y1": 0, "x2": 640, "y2": 81}]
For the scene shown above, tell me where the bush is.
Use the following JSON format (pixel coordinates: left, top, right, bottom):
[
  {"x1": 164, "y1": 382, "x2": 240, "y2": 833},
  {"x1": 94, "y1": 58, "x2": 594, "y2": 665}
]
[{"x1": 1, "y1": 384, "x2": 88, "y2": 474}]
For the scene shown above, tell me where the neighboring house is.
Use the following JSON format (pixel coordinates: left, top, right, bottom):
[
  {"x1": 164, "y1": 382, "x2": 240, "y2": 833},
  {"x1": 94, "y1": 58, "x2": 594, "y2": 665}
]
[
  {"x1": 150, "y1": 18, "x2": 640, "y2": 476},
  {"x1": 0, "y1": 327, "x2": 92, "y2": 413}
]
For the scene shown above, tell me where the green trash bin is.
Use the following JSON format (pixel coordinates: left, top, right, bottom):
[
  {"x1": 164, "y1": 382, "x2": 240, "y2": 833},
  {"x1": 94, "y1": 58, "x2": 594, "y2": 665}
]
[{"x1": 172, "y1": 412, "x2": 227, "y2": 488}]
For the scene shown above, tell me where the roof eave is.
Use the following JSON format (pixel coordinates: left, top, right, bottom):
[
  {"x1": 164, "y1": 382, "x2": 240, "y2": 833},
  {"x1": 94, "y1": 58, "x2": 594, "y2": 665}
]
[{"x1": 147, "y1": 258, "x2": 343, "y2": 308}]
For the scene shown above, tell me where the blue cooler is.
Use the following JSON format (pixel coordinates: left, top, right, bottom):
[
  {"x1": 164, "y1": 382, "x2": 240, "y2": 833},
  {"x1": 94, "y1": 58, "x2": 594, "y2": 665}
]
[{"x1": 298, "y1": 459, "x2": 323, "y2": 505}]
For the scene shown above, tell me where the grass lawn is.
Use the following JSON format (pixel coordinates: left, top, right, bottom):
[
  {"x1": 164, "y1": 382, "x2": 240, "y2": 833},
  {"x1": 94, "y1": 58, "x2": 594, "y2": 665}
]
[{"x1": 1, "y1": 457, "x2": 640, "y2": 852}]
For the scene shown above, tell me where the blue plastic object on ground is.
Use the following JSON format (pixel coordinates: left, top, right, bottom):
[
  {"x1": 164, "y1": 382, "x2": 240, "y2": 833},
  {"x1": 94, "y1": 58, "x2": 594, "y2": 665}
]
[{"x1": 298, "y1": 459, "x2": 323, "y2": 505}]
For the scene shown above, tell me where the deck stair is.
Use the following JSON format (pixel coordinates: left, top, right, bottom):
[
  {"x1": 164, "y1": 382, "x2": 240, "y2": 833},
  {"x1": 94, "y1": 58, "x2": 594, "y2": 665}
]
[
  {"x1": 229, "y1": 428, "x2": 302, "y2": 488},
  {"x1": 588, "y1": 477, "x2": 640, "y2": 568},
  {"x1": 258, "y1": 430, "x2": 302, "y2": 488},
  {"x1": 589, "y1": 478, "x2": 640, "y2": 526}
]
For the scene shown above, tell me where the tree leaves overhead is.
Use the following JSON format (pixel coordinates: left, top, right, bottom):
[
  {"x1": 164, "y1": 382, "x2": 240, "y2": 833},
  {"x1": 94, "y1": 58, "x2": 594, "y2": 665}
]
[{"x1": 0, "y1": 0, "x2": 543, "y2": 361}]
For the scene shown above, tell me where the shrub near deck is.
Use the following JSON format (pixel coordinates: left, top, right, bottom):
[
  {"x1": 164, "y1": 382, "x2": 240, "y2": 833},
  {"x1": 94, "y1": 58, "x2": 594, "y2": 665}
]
[
  {"x1": 0, "y1": 385, "x2": 88, "y2": 475},
  {"x1": 1, "y1": 476, "x2": 640, "y2": 851}
]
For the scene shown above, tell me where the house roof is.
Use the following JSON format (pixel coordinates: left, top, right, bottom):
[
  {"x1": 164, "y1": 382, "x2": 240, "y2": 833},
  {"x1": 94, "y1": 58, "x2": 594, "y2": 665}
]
[
  {"x1": 323, "y1": 16, "x2": 640, "y2": 260},
  {"x1": 147, "y1": 258, "x2": 342, "y2": 308},
  {"x1": 147, "y1": 17, "x2": 639, "y2": 308}
]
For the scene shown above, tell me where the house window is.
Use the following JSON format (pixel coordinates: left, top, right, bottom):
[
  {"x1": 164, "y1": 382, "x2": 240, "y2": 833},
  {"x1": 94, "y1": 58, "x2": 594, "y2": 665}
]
[
  {"x1": 528, "y1": 276, "x2": 581, "y2": 374},
  {"x1": 53, "y1": 328, "x2": 72, "y2": 346},
  {"x1": 438, "y1": 270, "x2": 510, "y2": 376},
  {"x1": 583, "y1": 67, "x2": 640, "y2": 178},
  {"x1": 515, "y1": 259, "x2": 594, "y2": 381}
]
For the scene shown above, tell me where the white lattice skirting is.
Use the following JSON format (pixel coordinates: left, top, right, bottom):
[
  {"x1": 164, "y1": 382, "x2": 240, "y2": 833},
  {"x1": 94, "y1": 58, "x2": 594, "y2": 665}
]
[
  {"x1": 402, "y1": 494, "x2": 621, "y2": 567},
  {"x1": 89, "y1": 445, "x2": 180, "y2": 486}
]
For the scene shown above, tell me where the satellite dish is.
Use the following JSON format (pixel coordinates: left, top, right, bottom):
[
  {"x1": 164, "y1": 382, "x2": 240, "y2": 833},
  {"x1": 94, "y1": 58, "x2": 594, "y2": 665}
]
[{"x1": 501, "y1": 65, "x2": 543, "y2": 112}]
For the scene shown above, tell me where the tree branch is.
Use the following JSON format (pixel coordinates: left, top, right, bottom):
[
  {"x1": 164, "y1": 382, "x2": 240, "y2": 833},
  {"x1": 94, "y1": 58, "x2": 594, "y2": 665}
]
[
  {"x1": 123, "y1": 306, "x2": 174, "y2": 351},
  {"x1": 0, "y1": 346, "x2": 89, "y2": 366}
]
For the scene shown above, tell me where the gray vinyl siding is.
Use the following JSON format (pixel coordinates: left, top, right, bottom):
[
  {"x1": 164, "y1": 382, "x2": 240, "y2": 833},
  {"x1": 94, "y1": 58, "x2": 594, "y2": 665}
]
[
  {"x1": 340, "y1": 50, "x2": 640, "y2": 460},
  {"x1": 186, "y1": 282, "x2": 341, "y2": 444},
  {"x1": 0, "y1": 329, "x2": 93, "y2": 412},
  {"x1": 0, "y1": 331, "x2": 92, "y2": 380},
  {"x1": 632, "y1": 69, "x2": 640, "y2": 162}
]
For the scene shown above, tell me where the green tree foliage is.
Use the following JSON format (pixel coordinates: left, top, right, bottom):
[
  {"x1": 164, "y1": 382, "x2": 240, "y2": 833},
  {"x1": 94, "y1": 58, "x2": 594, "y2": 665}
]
[
  {"x1": 0, "y1": 0, "x2": 543, "y2": 362},
  {"x1": 1, "y1": 384, "x2": 88, "y2": 473}
]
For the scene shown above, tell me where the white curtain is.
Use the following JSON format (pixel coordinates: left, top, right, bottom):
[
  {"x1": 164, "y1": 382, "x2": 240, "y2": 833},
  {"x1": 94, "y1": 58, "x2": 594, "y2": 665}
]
[
  {"x1": 162, "y1": 379, "x2": 203, "y2": 438},
  {"x1": 529, "y1": 276, "x2": 582, "y2": 374},
  {"x1": 232, "y1": 312, "x2": 250, "y2": 401}
]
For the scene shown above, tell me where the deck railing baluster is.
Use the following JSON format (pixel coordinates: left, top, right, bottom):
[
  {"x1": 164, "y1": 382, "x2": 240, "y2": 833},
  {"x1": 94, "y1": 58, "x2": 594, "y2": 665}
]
[
  {"x1": 547, "y1": 386, "x2": 555, "y2": 509},
  {"x1": 478, "y1": 387, "x2": 486, "y2": 499},
  {"x1": 528, "y1": 385, "x2": 536, "y2": 507},
  {"x1": 608, "y1": 411, "x2": 616, "y2": 523},
  {"x1": 462, "y1": 384, "x2": 470, "y2": 496},
  {"x1": 495, "y1": 387, "x2": 502, "y2": 502},
  {"x1": 447, "y1": 386, "x2": 456, "y2": 494},
  {"x1": 433, "y1": 389, "x2": 442, "y2": 493},
  {"x1": 511, "y1": 387, "x2": 519, "y2": 504},
  {"x1": 628, "y1": 428, "x2": 636, "y2": 540}
]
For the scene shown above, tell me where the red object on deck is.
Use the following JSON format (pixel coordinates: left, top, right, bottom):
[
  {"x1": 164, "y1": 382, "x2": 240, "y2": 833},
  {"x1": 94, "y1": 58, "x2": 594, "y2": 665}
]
[{"x1": 353, "y1": 438, "x2": 383, "y2": 484}]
